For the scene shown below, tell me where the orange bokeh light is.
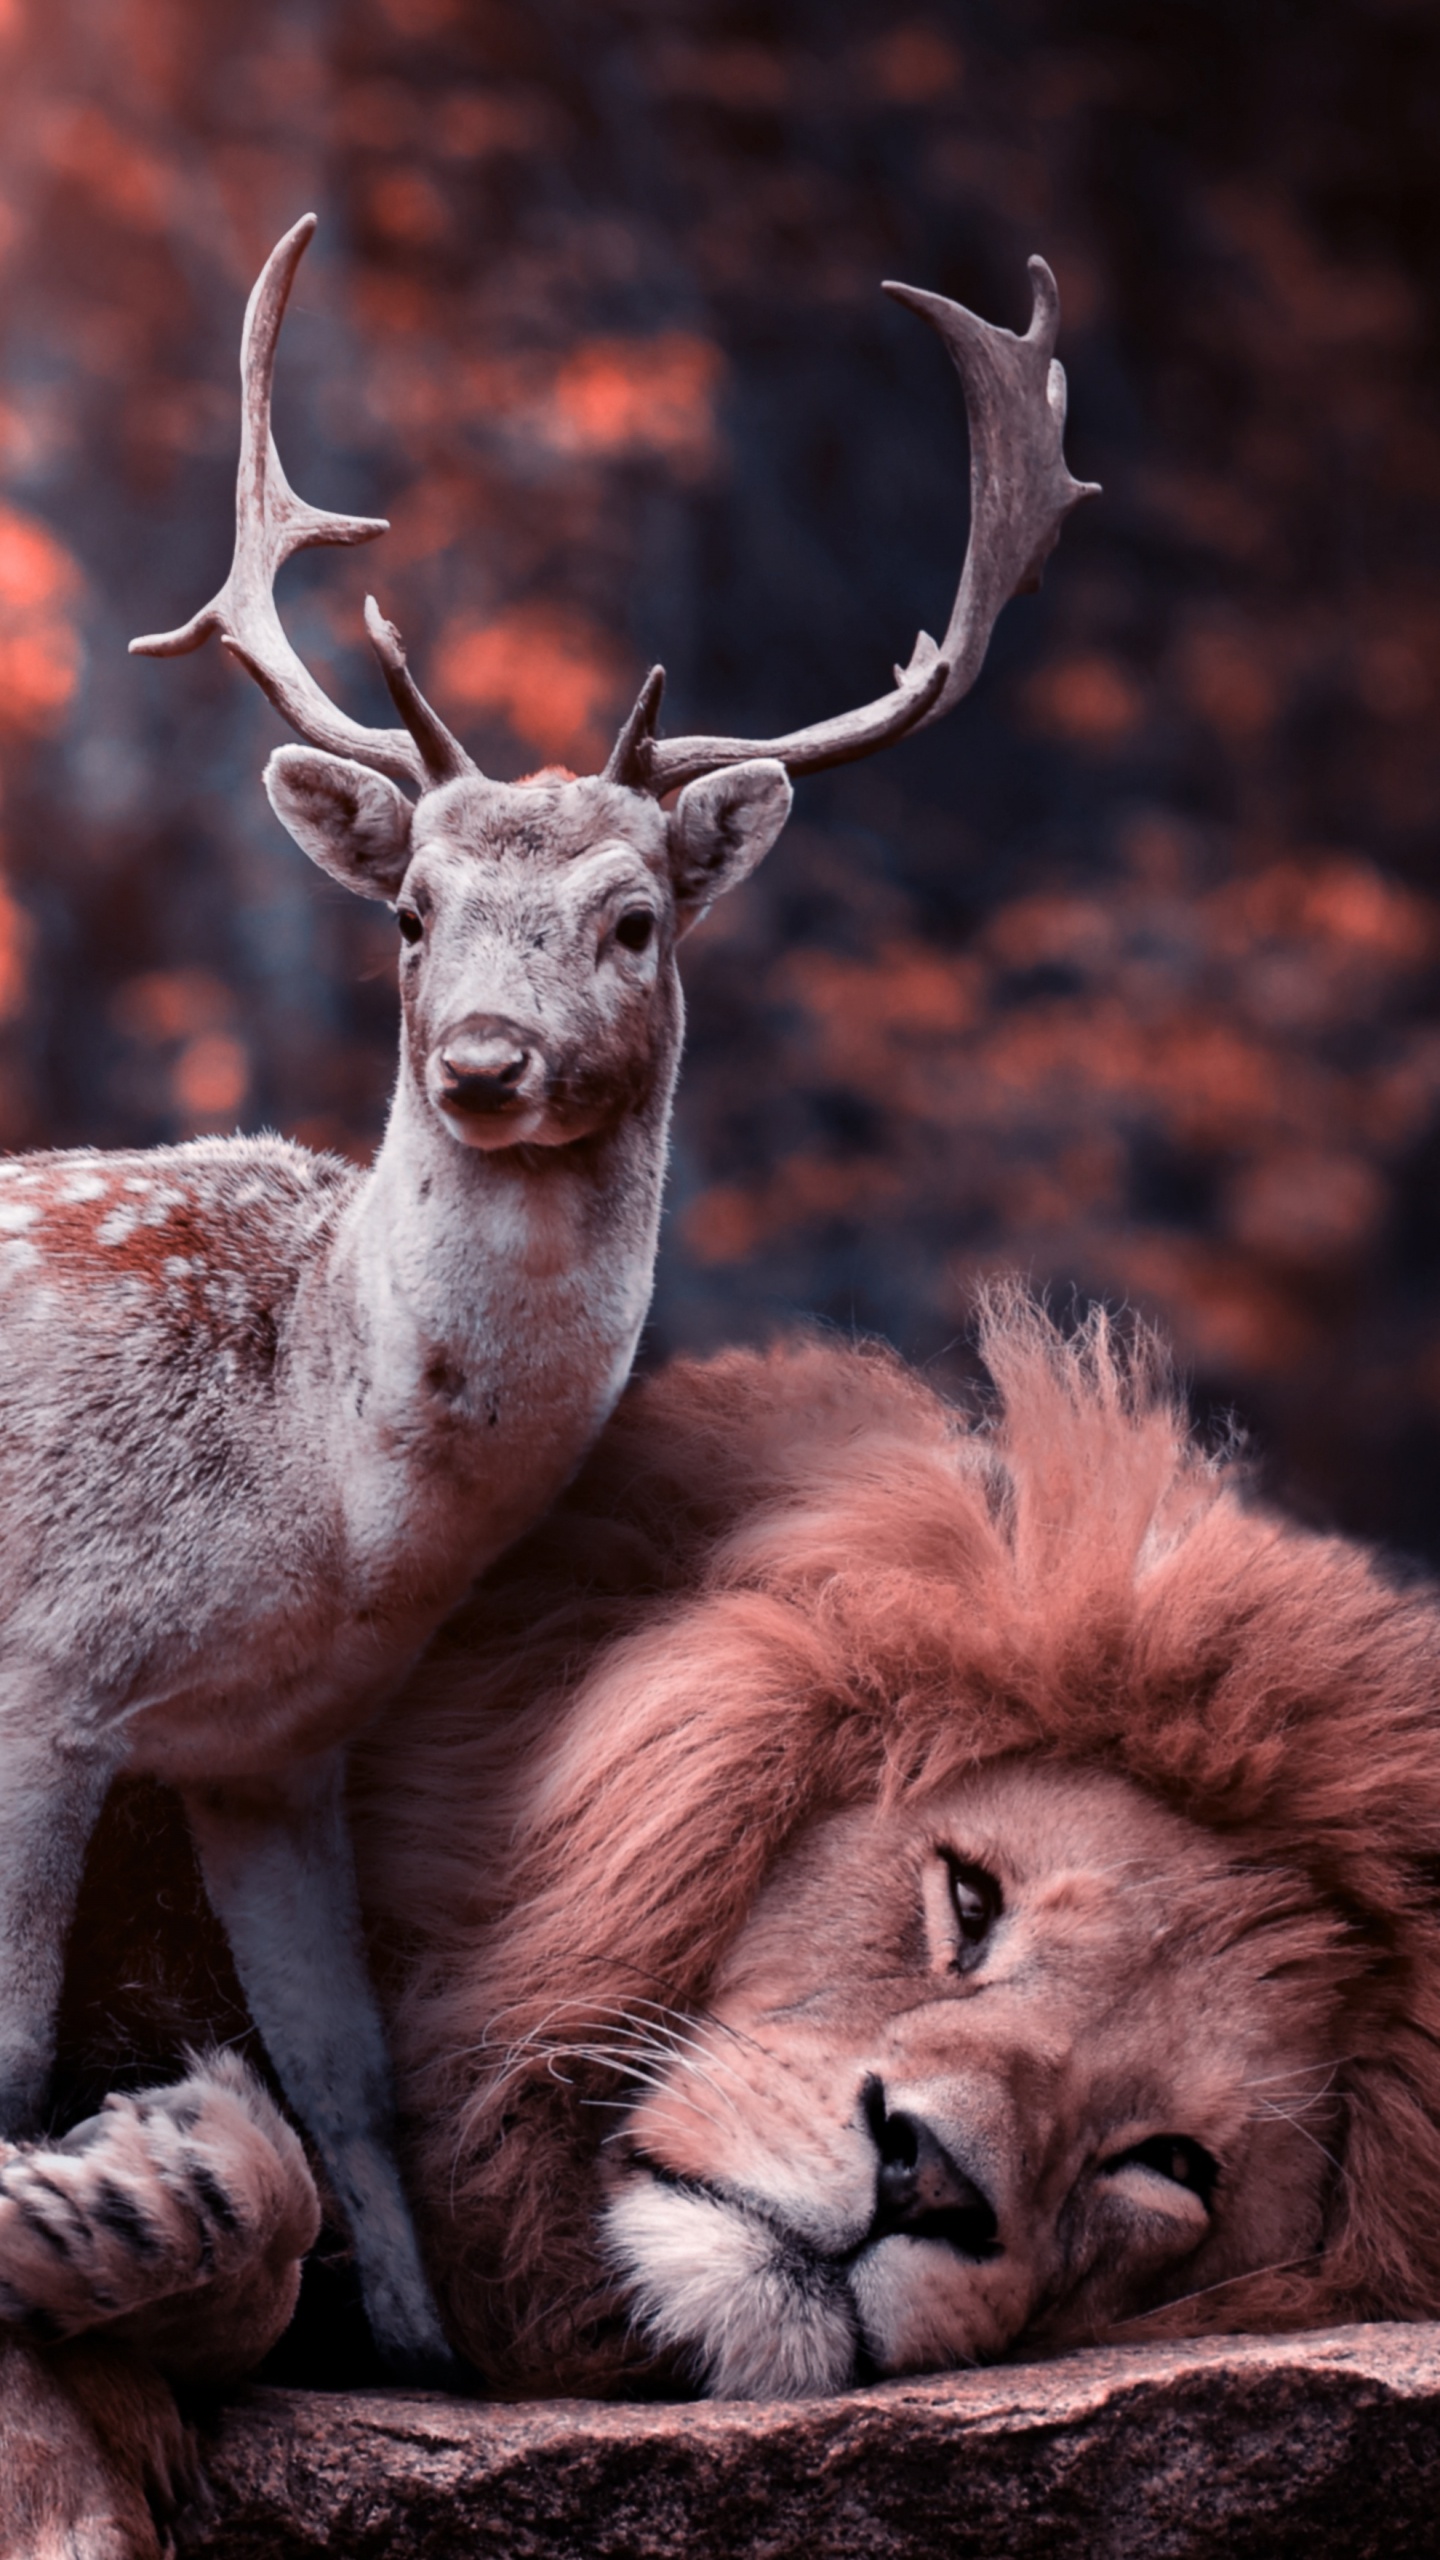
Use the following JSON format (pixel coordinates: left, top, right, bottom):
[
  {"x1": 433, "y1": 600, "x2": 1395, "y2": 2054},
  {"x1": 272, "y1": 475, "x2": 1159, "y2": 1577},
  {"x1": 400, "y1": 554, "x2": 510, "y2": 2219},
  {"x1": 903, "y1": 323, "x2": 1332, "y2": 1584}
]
[
  {"x1": 1025, "y1": 653, "x2": 1146, "y2": 747},
  {"x1": 434, "y1": 603, "x2": 630, "y2": 769},
  {"x1": 0, "y1": 503, "x2": 83, "y2": 734},
  {"x1": 548, "y1": 333, "x2": 724, "y2": 473},
  {"x1": 0, "y1": 872, "x2": 30, "y2": 1021},
  {"x1": 172, "y1": 1032, "x2": 249, "y2": 1122},
  {"x1": 112, "y1": 969, "x2": 237, "y2": 1046},
  {"x1": 36, "y1": 103, "x2": 175, "y2": 233}
]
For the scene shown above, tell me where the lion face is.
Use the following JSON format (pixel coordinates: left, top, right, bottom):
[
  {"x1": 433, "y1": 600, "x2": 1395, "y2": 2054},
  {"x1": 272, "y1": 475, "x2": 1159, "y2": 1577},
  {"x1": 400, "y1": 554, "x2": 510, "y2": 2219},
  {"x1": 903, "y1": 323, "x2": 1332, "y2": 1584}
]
[
  {"x1": 344, "y1": 1312, "x2": 1440, "y2": 2394},
  {"x1": 603, "y1": 1760, "x2": 1344, "y2": 2397}
]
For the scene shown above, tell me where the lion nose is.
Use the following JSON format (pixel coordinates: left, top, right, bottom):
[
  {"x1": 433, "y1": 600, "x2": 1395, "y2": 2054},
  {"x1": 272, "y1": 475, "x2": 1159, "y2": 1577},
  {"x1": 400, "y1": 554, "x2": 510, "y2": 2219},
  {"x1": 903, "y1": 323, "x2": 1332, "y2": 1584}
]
[
  {"x1": 863, "y1": 2078, "x2": 999, "y2": 2256},
  {"x1": 437, "y1": 1019, "x2": 535, "y2": 1115}
]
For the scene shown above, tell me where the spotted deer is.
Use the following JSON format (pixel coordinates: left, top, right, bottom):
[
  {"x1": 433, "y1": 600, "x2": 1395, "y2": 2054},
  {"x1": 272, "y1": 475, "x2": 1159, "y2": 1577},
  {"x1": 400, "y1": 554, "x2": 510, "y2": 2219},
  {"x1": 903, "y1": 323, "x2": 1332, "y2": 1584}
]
[{"x1": 0, "y1": 216, "x2": 1094, "y2": 2381}]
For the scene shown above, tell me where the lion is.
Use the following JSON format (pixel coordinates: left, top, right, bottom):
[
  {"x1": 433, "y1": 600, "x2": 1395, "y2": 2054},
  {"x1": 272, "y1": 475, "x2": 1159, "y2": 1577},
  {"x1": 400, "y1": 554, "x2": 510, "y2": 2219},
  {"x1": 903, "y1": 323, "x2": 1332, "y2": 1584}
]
[{"x1": 6, "y1": 1293, "x2": 1440, "y2": 2547}]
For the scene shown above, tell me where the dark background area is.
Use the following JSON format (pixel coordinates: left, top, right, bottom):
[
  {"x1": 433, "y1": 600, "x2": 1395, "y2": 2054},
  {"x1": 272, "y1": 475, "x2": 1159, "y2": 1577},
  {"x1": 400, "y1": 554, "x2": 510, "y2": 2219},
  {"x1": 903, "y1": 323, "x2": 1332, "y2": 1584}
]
[{"x1": 3, "y1": 0, "x2": 1440, "y2": 1554}]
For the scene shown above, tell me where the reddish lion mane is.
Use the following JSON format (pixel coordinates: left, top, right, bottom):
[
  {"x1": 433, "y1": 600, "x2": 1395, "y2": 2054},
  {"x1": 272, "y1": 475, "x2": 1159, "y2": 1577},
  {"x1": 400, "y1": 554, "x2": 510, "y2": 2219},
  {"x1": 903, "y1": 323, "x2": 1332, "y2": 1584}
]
[{"x1": 347, "y1": 1289, "x2": 1440, "y2": 2393}]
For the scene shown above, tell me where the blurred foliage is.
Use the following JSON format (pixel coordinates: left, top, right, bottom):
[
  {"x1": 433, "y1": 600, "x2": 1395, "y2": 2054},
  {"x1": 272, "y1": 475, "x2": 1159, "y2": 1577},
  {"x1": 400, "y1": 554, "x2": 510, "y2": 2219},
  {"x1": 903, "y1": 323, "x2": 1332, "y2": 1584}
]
[{"x1": 2, "y1": 0, "x2": 1440, "y2": 1552}]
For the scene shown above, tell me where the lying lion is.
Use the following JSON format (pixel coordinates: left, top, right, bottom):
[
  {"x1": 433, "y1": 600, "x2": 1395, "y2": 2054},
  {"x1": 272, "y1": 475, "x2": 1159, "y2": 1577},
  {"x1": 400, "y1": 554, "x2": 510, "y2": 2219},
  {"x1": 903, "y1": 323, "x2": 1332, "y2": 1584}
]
[{"x1": 7, "y1": 1293, "x2": 1440, "y2": 2549}]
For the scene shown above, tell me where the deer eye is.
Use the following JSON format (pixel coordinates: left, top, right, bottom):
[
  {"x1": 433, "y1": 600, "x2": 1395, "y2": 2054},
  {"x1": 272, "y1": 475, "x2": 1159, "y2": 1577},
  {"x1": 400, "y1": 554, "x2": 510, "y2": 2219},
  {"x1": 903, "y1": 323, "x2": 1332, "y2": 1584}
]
[
  {"x1": 397, "y1": 907, "x2": 424, "y2": 945},
  {"x1": 615, "y1": 908, "x2": 655, "y2": 954},
  {"x1": 940, "y1": 1853, "x2": 1002, "y2": 1966}
]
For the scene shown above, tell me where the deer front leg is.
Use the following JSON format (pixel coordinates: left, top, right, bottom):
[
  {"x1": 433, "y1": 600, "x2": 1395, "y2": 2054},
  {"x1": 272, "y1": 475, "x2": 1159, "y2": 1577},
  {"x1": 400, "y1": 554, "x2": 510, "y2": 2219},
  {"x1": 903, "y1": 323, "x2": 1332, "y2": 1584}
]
[
  {"x1": 0, "y1": 1719, "x2": 117, "y2": 2134},
  {"x1": 182, "y1": 1750, "x2": 462, "y2": 2389}
]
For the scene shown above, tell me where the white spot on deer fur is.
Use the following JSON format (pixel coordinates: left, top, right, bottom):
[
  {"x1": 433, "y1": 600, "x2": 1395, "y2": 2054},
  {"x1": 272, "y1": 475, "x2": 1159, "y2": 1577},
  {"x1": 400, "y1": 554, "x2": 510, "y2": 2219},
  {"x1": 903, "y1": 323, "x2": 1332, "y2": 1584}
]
[
  {"x1": 0, "y1": 1238, "x2": 39, "y2": 1281},
  {"x1": 0, "y1": 1200, "x2": 38, "y2": 1233},
  {"x1": 58, "y1": 1169, "x2": 107, "y2": 1204},
  {"x1": 123, "y1": 1175, "x2": 152, "y2": 1193},
  {"x1": 96, "y1": 1207, "x2": 140, "y2": 1246}
]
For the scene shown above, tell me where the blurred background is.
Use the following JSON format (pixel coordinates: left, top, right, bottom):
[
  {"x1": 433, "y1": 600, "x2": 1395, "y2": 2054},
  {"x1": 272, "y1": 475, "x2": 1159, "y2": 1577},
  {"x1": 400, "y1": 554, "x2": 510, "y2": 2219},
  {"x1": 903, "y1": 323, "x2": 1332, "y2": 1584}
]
[{"x1": 2, "y1": 0, "x2": 1439, "y2": 1553}]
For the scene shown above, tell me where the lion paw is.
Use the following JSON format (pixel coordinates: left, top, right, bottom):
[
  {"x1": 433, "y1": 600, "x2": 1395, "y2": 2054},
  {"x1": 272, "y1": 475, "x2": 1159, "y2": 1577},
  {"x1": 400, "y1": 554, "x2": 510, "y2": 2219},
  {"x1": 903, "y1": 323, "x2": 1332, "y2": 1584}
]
[{"x1": 0, "y1": 2052, "x2": 319, "y2": 2381}]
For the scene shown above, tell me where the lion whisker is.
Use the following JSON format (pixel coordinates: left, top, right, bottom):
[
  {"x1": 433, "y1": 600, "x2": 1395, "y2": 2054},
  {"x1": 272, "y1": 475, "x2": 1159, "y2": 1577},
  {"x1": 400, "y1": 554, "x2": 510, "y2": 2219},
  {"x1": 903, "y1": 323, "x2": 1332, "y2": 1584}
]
[
  {"x1": 618, "y1": 2014, "x2": 760, "y2": 2098},
  {"x1": 1238, "y1": 2098, "x2": 1344, "y2": 2172},
  {"x1": 1241, "y1": 2061, "x2": 1346, "y2": 2094},
  {"x1": 1107, "y1": 2252, "x2": 1317, "y2": 2331},
  {"x1": 474, "y1": 2013, "x2": 752, "y2": 2140}
]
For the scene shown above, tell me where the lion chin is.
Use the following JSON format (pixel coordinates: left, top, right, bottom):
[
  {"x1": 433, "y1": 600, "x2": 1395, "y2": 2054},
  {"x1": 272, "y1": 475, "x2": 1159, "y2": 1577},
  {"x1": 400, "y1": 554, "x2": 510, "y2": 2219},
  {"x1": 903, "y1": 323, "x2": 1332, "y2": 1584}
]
[
  {"x1": 30, "y1": 1286, "x2": 1440, "y2": 2457},
  {"x1": 599, "y1": 1759, "x2": 1340, "y2": 2398}
]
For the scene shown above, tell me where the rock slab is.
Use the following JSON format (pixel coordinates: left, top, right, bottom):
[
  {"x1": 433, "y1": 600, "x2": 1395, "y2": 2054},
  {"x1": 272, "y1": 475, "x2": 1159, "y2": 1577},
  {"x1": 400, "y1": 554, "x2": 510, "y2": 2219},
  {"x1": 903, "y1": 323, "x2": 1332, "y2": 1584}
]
[{"x1": 178, "y1": 2322, "x2": 1440, "y2": 2560}]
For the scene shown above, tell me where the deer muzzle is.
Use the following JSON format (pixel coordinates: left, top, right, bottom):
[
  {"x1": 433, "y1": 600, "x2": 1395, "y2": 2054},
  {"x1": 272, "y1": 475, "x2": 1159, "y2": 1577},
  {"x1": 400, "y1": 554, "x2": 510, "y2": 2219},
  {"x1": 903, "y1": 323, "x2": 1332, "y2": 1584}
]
[{"x1": 431, "y1": 1016, "x2": 550, "y2": 1148}]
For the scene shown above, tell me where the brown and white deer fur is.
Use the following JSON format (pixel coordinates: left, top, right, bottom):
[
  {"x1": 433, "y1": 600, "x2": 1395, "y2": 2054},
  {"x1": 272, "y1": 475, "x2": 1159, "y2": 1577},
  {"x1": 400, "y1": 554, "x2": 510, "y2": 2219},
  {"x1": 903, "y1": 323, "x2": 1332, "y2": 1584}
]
[
  {"x1": 0, "y1": 216, "x2": 1093, "y2": 2381},
  {"x1": 0, "y1": 754, "x2": 792, "y2": 2378}
]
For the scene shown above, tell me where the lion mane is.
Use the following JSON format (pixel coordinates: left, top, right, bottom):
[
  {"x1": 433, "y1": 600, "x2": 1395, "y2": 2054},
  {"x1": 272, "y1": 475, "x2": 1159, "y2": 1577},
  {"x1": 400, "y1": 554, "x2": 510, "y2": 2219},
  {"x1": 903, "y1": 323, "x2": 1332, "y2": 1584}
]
[{"x1": 328, "y1": 1289, "x2": 1440, "y2": 2394}]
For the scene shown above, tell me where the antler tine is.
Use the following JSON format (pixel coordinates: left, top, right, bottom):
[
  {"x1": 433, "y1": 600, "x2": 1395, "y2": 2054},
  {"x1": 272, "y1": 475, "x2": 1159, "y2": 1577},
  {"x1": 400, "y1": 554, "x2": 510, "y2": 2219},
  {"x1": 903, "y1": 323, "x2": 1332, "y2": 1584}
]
[
  {"x1": 883, "y1": 256, "x2": 1100, "y2": 729},
  {"x1": 604, "y1": 664, "x2": 667, "y2": 786},
  {"x1": 130, "y1": 215, "x2": 467, "y2": 794},
  {"x1": 629, "y1": 256, "x2": 1099, "y2": 797},
  {"x1": 363, "y1": 596, "x2": 476, "y2": 787}
]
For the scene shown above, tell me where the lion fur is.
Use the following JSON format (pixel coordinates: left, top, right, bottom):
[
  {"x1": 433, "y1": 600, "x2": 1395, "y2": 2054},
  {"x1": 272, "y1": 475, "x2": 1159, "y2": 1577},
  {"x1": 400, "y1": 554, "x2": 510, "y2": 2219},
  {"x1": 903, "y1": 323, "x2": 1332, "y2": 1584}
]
[{"x1": 335, "y1": 1288, "x2": 1440, "y2": 2390}]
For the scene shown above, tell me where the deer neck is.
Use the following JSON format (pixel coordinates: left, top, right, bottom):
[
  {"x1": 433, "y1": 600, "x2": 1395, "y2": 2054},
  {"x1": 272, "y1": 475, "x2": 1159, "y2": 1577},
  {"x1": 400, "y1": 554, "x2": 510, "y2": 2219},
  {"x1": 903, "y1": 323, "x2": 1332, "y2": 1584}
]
[
  {"x1": 315, "y1": 1000, "x2": 681, "y2": 1540},
  {"x1": 356, "y1": 1074, "x2": 669, "y2": 1353}
]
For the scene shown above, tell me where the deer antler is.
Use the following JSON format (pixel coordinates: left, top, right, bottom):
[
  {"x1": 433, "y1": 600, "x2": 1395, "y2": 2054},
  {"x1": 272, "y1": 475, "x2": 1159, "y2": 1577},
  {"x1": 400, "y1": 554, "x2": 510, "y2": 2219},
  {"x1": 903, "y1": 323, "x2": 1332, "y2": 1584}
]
[
  {"x1": 608, "y1": 256, "x2": 1099, "y2": 795},
  {"x1": 130, "y1": 214, "x2": 474, "y2": 792}
]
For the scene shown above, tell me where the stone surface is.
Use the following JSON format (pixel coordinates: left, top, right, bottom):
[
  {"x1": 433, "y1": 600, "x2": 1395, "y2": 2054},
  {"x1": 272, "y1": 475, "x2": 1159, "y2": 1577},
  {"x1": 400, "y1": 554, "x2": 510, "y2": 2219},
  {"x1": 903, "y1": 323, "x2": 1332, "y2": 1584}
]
[{"x1": 177, "y1": 2323, "x2": 1440, "y2": 2560}]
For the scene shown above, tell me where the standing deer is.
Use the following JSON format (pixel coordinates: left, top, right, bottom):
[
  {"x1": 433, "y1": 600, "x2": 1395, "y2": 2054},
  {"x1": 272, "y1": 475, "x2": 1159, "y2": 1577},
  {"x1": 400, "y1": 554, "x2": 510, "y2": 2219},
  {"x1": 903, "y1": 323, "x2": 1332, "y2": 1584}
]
[{"x1": 0, "y1": 216, "x2": 1094, "y2": 2381}]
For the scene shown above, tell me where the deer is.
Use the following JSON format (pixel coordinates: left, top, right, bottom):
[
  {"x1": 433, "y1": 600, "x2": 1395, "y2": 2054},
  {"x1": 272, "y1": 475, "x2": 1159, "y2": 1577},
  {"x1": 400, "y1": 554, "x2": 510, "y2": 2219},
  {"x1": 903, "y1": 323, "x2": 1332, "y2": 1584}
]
[{"x1": 0, "y1": 214, "x2": 1095, "y2": 2384}]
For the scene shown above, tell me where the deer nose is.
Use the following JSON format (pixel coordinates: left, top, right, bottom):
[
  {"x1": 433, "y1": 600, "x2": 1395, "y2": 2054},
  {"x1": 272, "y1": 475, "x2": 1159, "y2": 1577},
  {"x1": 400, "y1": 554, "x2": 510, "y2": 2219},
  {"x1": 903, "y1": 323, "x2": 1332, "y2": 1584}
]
[
  {"x1": 437, "y1": 1020, "x2": 535, "y2": 1115},
  {"x1": 863, "y1": 2078, "x2": 999, "y2": 2256}
]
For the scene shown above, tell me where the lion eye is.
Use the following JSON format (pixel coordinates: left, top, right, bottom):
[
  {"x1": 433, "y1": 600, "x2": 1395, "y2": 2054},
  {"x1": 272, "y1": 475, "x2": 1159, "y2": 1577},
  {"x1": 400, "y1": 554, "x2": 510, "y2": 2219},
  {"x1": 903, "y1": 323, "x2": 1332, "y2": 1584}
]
[
  {"x1": 940, "y1": 1853, "x2": 1002, "y2": 1965},
  {"x1": 1107, "y1": 2134, "x2": 1219, "y2": 2207}
]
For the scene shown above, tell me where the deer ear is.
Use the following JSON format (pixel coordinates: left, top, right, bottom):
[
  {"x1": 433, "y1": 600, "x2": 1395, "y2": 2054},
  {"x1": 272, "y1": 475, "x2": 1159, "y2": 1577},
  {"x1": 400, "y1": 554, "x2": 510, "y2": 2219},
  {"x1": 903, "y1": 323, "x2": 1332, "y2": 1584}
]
[
  {"x1": 667, "y1": 759, "x2": 793, "y2": 936},
  {"x1": 264, "y1": 746, "x2": 415, "y2": 901}
]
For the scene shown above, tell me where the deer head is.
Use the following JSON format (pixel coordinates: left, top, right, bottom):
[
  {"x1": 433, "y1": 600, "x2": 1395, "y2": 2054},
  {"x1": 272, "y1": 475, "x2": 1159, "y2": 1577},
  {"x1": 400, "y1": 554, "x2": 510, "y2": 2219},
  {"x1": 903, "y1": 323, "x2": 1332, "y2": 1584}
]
[{"x1": 131, "y1": 217, "x2": 1097, "y2": 1155}]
